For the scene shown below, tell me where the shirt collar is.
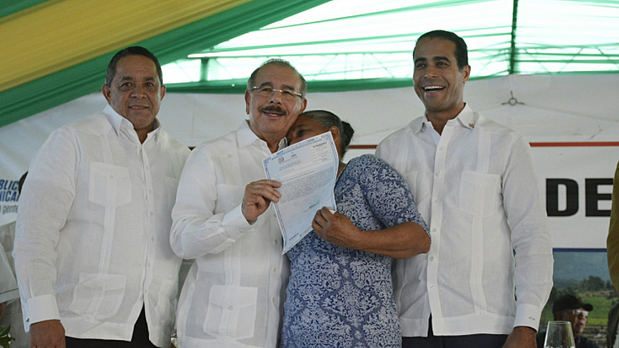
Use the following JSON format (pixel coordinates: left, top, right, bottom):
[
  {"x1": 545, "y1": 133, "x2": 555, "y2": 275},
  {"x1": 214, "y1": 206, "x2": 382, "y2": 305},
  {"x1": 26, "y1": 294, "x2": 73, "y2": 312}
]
[
  {"x1": 454, "y1": 104, "x2": 478, "y2": 130},
  {"x1": 411, "y1": 103, "x2": 478, "y2": 133},
  {"x1": 410, "y1": 117, "x2": 426, "y2": 134},
  {"x1": 236, "y1": 120, "x2": 287, "y2": 151},
  {"x1": 102, "y1": 104, "x2": 161, "y2": 140}
]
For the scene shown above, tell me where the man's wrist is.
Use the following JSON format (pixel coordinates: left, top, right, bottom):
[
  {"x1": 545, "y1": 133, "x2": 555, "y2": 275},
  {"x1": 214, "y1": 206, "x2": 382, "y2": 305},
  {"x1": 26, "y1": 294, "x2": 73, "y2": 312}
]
[{"x1": 513, "y1": 326, "x2": 537, "y2": 335}]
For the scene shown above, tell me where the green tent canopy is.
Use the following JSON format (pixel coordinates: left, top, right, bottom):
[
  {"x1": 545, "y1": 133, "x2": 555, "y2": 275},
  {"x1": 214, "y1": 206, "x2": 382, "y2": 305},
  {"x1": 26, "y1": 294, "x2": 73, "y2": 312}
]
[{"x1": 1, "y1": 0, "x2": 618, "y2": 128}]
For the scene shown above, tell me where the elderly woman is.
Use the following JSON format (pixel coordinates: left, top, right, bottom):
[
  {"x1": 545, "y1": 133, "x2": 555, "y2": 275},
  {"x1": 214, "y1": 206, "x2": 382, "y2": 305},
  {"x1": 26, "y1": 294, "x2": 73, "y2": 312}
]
[{"x1": 282, "y1": 110, "x2": 430, "y2": 347}]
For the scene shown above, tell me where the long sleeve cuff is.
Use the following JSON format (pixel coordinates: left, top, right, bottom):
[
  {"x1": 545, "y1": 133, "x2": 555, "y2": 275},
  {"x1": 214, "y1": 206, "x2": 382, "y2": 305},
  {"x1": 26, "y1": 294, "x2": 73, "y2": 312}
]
[
  {"x1": 25, "y1": 294, "x2": 60, "y2": 330},
  {"x1": 514, "y1": 303, "x2": 543, "y2": 331}
]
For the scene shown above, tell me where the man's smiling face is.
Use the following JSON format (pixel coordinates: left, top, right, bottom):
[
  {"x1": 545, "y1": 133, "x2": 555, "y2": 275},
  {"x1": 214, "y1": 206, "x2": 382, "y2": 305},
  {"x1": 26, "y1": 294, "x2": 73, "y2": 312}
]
[
  {"x1": 244, "y1": 63, "x2": 307, "y2": 142},
  {"x1": 413, "y1": 37, "x2": 470, "y2": 117},
  {"x1": 102, "y1": 54, "x2": 165, "y2": 137}
]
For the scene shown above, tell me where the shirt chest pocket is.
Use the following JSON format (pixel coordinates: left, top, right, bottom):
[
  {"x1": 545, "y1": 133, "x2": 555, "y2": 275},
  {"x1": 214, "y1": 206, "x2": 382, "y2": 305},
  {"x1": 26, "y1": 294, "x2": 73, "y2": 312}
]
[
  {"x1": 89, "y1": 162, "x2": 132, "y2": 207},
  {"x1": 459, "y1": 171, "x2": 502, "y2": 217},
  {"x1": 203, "y1": 285, "x2": 258, "y2": 339}
]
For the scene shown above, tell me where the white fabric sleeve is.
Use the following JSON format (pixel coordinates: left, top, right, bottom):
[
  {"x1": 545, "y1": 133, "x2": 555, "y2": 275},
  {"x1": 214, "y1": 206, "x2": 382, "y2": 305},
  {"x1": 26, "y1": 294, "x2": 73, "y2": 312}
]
[
  {"x1": 24, "y1": 294, "x2": 61, "y2": 330},
  {"x1": 170, "y1": 146, "x2": 252, "y2": 259},
  {"x1": 503, "y1": 136, "x2": 554, "y2": 330},
  {"x1": 14, "y1": 127, "x2": 77, "y2": 327}
]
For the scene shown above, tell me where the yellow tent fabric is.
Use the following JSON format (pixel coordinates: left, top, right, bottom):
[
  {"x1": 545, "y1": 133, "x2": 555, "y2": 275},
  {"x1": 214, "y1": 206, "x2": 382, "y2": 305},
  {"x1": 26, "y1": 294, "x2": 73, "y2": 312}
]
[
  {"x1": 0, "y1": 0, "x2": 329, "y2": 128},
  {"x1": 0, "y1": 0, "x2": 249, "y2": 93}
]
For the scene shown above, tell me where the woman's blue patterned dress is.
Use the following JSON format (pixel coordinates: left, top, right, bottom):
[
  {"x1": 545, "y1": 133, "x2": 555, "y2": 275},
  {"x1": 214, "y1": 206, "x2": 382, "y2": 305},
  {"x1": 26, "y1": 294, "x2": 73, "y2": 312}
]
[{"x1": 282, "y1": 154, "x2": 428, "y2": 347}]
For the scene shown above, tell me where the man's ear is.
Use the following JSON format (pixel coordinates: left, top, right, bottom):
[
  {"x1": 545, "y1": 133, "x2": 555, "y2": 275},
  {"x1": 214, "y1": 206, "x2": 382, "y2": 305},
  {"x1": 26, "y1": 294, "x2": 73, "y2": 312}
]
[
  {"x1": 462, "y1": 64, "x2": 471, "y2": 82},
  {"x1": 102, "y1": 85, "x2": 111, "y2": 103},
  {"x1": 299, "y1": 97, "x2": 308, "y2": 113},
  {"x1": 244, "y1": 90, "x2": 251, "y2": 114},
  {"x1": 160, "y1": 85, "x2": 166, "y2": 101}
]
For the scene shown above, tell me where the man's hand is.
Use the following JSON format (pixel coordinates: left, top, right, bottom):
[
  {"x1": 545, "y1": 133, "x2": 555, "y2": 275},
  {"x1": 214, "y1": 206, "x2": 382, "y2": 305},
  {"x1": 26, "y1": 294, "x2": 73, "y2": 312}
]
[
  {"x1": 312, "y1": 207, "x2": 361, "y2": 249},
  {"x1": 241, "y1": 180, "x2": 281, "y2": 224},
  {"x1": 30, "y1": 319, "x2": 65, "y2": 348},
  {"x1": 503, "y1": 326, "x2": 537, "y2": 348}
]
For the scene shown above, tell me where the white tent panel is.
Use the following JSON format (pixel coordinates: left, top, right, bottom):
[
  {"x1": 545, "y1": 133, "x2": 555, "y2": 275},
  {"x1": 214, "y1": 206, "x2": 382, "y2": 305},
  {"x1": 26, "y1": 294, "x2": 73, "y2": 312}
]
[{"x1": 0, "y1": 73, "x2": 617, "y2": 247}]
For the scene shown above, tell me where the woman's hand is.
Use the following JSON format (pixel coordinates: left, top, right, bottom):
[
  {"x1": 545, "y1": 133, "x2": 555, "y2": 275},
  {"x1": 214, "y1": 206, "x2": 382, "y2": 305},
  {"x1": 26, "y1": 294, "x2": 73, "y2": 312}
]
[{"x1": 312, "y1": 207, "x2": 361, "y2": 249}]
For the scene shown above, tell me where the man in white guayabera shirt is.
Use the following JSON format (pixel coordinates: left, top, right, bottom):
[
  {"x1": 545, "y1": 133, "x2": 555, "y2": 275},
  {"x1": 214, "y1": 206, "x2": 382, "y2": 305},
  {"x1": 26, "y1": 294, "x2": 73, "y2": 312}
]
[
  {"x1": 14, "y1": 46, "x2": 190, "y2": 348},
  {"x1": 377, "y1": 30, "x2": 554, "y2": 348},
  {"x1": 170, "y1": 59, "x2": 307, "y2": 347}
]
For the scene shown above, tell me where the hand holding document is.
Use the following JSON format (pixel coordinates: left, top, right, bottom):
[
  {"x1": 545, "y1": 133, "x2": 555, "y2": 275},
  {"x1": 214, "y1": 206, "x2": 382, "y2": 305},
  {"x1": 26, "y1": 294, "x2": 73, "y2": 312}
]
[{"x1": 263, "y1": 131, "x2": 339, "y2": 254}]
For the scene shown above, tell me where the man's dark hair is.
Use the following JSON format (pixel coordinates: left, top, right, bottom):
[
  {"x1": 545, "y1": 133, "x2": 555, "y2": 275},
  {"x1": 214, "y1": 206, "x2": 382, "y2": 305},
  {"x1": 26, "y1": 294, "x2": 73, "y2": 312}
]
[
  {"x1": 414, "y1": 30, "x2": 469, "y2": 70},
  {"x1": 105, "y1": 46, "x2": 163, "y2": 87},
  {"x1": 297, "y1": 110, "x2": 354, "y2": 156},
  {"x1": 247, "y1": 59, "x2": 307, "y2": 96}
]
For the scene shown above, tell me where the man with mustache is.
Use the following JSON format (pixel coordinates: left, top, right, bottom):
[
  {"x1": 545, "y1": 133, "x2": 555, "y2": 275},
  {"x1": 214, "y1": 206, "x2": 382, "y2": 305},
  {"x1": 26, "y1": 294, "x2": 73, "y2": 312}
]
[
  {"x1": 170, "y1": 59, "x2": 307, "y2": 347},
  {"x1": 14, "y1": 46, "x2": 190, "y2": 347},
  {"x1": 377, "y1": 30, "x2": 553, "y2": 348}
]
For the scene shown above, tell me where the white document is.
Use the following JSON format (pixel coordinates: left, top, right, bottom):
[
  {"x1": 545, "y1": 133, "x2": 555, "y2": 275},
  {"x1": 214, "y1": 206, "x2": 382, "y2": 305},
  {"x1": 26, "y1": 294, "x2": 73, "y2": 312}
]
[{"x1": 263, "y1": 131, "x2": 339, "y2": 254}]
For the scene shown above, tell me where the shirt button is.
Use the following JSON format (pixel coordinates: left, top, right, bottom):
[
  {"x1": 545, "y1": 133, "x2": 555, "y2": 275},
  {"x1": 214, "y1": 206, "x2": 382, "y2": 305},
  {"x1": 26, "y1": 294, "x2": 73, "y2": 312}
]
[
  {"x1": 431, "y1": 228, "x2": 437, "y2": 232},
  {"x1": 227, "y1": 305, "x2": 234, "y2": 311},
  {"x1": 272, "y1": 267, "x2": 278, "y2": 273},
  {"x1": 429, "y1": 256, "x2": 434, "y2": 262}
]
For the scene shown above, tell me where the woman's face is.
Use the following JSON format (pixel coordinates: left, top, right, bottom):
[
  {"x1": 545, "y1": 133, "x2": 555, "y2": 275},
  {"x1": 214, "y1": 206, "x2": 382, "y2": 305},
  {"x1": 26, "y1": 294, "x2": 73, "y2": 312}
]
[{"x1": 286, "y1": 116, "x2": 330, "y2": 145}]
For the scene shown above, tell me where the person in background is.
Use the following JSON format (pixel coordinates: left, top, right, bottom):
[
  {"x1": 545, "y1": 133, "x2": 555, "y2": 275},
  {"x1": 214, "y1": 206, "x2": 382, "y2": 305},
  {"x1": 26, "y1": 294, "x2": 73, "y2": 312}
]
[
  {"x1": 607, "y1": 161, "x2": 619, "y2": 347},
  {"x1": 281, "y1": 110, "x2": 430, "y2": 347},
  {"x1": 14, "y1": 46, "x2": 190, "y2": 347},
  {"x1": 0, "y1": 172, "x2": 28, "y2": 347},
  {"x1": 376, "y1": 29, "x2": 554, "y2": 348},
  {"x1": 170, "y1": 59, "x2": 307, "y2": 347},
  {"x1": 536, "y1": 294, "x2": 599, "y2": 348}
]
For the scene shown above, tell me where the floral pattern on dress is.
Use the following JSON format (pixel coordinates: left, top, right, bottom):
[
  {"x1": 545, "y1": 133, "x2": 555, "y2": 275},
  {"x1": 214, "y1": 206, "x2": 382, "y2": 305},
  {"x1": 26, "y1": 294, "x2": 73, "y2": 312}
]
[{"x1": 282, "y1": 154, "x2": 428, "y2": 347}]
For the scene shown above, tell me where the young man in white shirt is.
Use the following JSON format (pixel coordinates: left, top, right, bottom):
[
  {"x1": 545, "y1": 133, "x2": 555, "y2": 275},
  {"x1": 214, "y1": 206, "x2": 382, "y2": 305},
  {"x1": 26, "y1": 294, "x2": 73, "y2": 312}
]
[
  {"x1": 14, "y1": 46, "x2": 190, "y2": 347},
  {"x1": 376, "y1": 30, "x2": 553, "y2": 348},
  {"x1": 170, "y1": 59, "x2": 307, "y2": 347}
]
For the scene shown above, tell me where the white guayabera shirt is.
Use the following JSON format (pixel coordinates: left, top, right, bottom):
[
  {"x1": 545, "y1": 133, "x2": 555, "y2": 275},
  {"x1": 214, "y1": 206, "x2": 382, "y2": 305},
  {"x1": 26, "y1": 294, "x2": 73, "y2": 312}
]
[
  {"x1": 377, "y1": 104, "x2": 554, "y2": 337},
  {"x1": 171, "y1": 122, "x2": 288, "y2": 348},
  {"x1": 15, "y1": 105, "x2": 189, "y2": 346}
]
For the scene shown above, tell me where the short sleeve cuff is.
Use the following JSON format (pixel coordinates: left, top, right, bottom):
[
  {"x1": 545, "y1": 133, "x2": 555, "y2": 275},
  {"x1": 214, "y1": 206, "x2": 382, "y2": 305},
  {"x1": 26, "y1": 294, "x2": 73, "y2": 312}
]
[
  {"x1": 26, "y1": 294, "x2": 60, "y2": 329},
  {"x1": 221, "y1": 204, "x2": 252, "y2": 239},
  {"x1": 514, "y1": 303, "x2": 543, "y2": 331}
]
